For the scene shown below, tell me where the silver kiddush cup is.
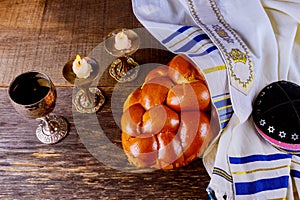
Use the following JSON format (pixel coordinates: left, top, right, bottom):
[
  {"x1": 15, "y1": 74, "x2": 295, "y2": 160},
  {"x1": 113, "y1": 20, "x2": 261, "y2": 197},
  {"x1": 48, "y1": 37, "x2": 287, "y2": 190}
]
[{"x1": 8, "y1": 71, "x2": 69, "y2": 144}]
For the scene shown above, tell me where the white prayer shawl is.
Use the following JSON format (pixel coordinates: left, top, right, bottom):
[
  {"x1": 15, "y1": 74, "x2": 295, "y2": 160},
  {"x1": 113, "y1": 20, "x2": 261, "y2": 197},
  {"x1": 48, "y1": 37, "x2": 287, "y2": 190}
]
[{"x1": 132, "y1": 0, "x2": 300, "y2": 199}]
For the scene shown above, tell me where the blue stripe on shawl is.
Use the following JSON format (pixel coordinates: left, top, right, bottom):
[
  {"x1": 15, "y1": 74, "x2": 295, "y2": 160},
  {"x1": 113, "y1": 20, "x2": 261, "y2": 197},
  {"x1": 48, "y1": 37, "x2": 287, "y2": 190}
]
[
  {"x1": 235, "y1": 176, "x2": 289, "y2": 195},
  {"x1": 221, "y1": 121, "x2": 229, "y2": 129},
  {"x1": 229, "y1": 154, "x2": 292, "y2": 164},
  {"x1": 174, "y1": 34, "x2": 210, "y2": 52},
  {"x1": 214, "y1": 98, "x2": 232, "y2": 108},
  {"x1": 161, "y1": 26, "x2": 193, "y2": 44},
  {"x1": 188, "y1": 46, "x2": 218, "y2": 57},
  {"x1": 212, "y1": 93, "x2": 230, "y2": 99},
  {"x1": 219, "y1": 111, "x2": 234, "y2": 120},
  {"x1": 291, "y1": 170, "x2": 300, "y2": 179}
]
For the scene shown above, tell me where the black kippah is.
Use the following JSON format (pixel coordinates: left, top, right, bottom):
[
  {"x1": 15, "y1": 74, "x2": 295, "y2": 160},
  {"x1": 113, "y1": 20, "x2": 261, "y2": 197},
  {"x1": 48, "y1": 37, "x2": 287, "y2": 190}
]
[{"x1": 252, "y1": 81, "x2": 300, "y2": 151}]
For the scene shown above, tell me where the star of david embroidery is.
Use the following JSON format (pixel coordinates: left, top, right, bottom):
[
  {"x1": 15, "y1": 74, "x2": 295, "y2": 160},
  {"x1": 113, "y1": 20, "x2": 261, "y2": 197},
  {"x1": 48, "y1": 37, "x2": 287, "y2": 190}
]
[
  {"x1": 268, "y1": 126, "x2": 275, "y2": 133},
  {"x1": 292, "y1": 133, "x2": 299, "y2": 141},
  {"x1": 259, "y1": 119, "x2": 266, "y2": 126},
  {"x1": 279, "y1": 131, "x2": 286, "y2": 138}
]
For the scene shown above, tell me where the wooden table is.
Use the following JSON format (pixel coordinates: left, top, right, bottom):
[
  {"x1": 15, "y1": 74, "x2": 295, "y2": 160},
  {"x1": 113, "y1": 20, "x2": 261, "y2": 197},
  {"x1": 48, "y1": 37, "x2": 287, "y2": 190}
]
[{"x1": 0, "y1": 0, "x2": 211, "y2": 199}]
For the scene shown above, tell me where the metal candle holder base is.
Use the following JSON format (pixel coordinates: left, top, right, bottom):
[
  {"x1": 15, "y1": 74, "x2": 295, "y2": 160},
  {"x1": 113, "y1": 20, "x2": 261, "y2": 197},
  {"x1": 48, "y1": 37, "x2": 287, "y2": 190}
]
[
  {"x1": 73, "y1": 87, "x2": 105, "y2": 114},
  {"x1": 109, "y1": 57, "x2": 139, "y2": 83}
]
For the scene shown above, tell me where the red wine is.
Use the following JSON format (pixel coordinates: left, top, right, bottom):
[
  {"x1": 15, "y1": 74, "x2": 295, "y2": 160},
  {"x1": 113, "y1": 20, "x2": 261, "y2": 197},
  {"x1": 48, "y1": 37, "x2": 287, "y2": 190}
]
[{"x1": 10, "y1": 77, "x2": 50, "y2": 105}]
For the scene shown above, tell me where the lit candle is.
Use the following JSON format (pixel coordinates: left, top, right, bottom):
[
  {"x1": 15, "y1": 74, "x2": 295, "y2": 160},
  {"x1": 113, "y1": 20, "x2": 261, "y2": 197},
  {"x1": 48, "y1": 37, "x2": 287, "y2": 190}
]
[
  {"x1": 114, "y1": 31, "x2": 132, "y2": 50},
  {"x1": 72, "y1": 55, "x2": 93, "y2": 79}
]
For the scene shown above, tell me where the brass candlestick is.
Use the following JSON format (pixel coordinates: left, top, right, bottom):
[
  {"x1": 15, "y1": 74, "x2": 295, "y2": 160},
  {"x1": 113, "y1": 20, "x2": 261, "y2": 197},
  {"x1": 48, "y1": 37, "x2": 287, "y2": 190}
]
[
  {"x1": 104, "y1": 28, "x2": 140, "y2": 83},
  {"x1": 63, "y1": 57, "x2": 105, "y2": 113}
]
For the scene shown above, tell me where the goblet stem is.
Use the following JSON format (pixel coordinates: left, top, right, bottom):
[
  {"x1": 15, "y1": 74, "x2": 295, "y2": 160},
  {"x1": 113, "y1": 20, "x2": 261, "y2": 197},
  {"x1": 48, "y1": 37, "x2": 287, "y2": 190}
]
[{"x1": 39, "y1": 115, "x2": 58, "y2": 134}]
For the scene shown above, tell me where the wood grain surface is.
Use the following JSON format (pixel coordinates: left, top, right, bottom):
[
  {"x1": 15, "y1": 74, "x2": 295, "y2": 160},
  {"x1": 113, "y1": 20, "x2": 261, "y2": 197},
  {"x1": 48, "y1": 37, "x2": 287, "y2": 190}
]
[
  {"x1": 0, "y1": 0, "x2": 212, "y2": 199},
  {"x1": 1, "y1": 87, "x2": 210, "y2": 199},
  {"x1": 0, "y1": 0, "x2": 143, "y2": 87}
]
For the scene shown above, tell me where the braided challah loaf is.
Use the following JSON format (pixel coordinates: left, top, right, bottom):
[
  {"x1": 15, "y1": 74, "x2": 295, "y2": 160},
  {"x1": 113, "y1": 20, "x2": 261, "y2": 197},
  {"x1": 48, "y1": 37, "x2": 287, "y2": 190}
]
[{"x1": 121, "y1": 54, "x2": 211, "y2": 169}]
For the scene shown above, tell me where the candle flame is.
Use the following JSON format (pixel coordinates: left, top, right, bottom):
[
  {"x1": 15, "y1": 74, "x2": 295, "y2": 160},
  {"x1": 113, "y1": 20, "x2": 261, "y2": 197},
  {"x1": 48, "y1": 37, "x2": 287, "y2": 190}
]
[{"x1": 75, "y1": 55, "x2": 82, "y2": 66}]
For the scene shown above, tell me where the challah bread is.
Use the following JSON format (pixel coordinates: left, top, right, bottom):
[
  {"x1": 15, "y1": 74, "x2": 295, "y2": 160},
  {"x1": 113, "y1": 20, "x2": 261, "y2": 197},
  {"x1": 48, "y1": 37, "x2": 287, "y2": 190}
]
[
  {"x1": 121, "y1": 54, "x2": 212, "y2": 169},
  {"x1": 123, "y1": 89, "x2": 141, "y2": 112},
  {"x1": 121, "y1": 103, "x2": 144, "y2": 137},
  {"x1": 178, "y1": 111, "x2": 210, "y2": 164},
  {"x1": 144, "y1": 65, "x2": 169, "y2": 82},
  {"x1": 142, "y1": 105, "x2": 180, "y2": 136},
  {"x1": 166, "y1": 81, "x2": 210, "y2": 112},
  {"x1": 140, "y1": 77, "x2": 174, "y2": 110},
  {"x1": 168, "y1": 55, "x2": 205, "y2": 84},
  {"x1": 122, "y1": 132, "x2": 158, "y2": 168}
]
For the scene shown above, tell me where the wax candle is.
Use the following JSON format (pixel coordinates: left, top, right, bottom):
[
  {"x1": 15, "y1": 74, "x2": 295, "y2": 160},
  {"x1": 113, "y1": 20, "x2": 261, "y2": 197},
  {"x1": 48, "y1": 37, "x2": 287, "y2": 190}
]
[
  {"x1": 72, "y1": 55, "x2": 93, "y2": 79},
  {"x1": 114, "y1": 31, "x2": 132, "y2": 50}
]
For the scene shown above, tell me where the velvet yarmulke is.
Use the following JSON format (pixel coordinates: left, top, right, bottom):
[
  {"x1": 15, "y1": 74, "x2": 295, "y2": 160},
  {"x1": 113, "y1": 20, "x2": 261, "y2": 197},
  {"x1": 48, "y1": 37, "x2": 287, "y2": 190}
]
[{"x1": 252, "y1": 81, "x2": 300, "y2": 151}]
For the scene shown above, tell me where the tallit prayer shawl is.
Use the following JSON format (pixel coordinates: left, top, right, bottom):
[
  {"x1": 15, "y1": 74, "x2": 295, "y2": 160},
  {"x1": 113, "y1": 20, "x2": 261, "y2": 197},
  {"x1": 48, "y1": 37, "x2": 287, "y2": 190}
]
[{"x1": 132, "y1": 0, "x2": 300, "y2": 199}]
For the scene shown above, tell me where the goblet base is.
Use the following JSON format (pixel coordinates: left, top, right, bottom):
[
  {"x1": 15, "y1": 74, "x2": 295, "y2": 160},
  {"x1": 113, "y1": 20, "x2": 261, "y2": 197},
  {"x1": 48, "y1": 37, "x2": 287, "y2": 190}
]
[
  {"x1": 73, "y1": 87, "x2": 105, "y2": 113},
  {"x1": 36, "y1": 115, "x2": 69, "y2": 144},
  {"x1": 109, "y1": 57, "x2": 139, "y2": 83}
]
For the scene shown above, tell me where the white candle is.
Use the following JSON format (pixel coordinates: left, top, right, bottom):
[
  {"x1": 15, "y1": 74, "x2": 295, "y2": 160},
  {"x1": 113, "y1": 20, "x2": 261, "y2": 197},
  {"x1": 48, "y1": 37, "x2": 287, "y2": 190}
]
[
  {"x1": 72, "y1": 55, "x2": 93, "y2": 79},
  {"x1": 114, "y1": 31, "x2": 132, "y2": 50}
]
